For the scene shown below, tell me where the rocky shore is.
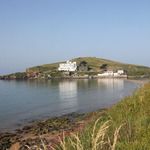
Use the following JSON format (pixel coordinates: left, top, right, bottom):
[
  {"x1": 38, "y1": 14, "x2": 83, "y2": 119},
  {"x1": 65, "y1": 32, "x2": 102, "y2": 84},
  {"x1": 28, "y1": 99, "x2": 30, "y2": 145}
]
[{"x1": 0, "y1": 111, "x2": 101, "y2": 150}]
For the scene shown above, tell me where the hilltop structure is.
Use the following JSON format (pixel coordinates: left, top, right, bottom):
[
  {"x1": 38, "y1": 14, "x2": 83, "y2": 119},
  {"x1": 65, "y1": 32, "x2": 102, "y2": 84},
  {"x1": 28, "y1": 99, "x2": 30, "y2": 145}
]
[{"x1": 58, "y1": 61, "x2": 77, "y2": 72}]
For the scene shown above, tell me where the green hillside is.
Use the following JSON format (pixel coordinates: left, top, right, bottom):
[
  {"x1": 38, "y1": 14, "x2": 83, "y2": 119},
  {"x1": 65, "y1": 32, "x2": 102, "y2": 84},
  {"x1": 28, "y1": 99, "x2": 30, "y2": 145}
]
[{"x1": 27, "y1": 57, "x2": 150, "y2": 77}]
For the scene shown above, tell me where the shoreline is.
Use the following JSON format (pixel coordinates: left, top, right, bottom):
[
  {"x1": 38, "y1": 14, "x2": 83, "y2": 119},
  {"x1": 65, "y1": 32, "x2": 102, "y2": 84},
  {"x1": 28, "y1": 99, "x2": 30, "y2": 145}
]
[
  {"x1": 0, "y1": 77, "x2": 149, "y2": 83},
  {"x1": 0, "y1": 76, "x2": 128, "y2": 81},
  {"x1": 0, "y1": 109, "x2": 107, "y2": 150},
  {"x1": 1, "y1": 76, "x2": 149, "y2": 81},
  {"x1": 0, "y1": 112, "x2": 87, "y2": 133}
]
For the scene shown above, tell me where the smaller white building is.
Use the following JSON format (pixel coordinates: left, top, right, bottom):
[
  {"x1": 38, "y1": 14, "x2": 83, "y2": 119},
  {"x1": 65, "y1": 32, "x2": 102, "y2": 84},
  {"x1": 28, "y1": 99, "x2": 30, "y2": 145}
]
[
  {"x1": 58, "y1": 60, "x2": 77, "y2": 72},
  {"x1": 114, "y1": 70, "x2": 125, "y2": 77},
  {"x1": 117, "y1": 70, "x2": 124, "y2": 75},
  {"x1": 98, "y1": 70, "x2": 114, "y2": 77},
  {"x1": 98, "y1": 70, "x2": 126, "y2": 78}
]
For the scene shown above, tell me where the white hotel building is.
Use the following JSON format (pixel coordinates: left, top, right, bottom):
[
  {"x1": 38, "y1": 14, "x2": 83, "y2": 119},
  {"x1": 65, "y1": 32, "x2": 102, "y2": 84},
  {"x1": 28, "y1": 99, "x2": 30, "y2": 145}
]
[{"x1": 58, "y1": 61, "x2": 77, "y2": 72}]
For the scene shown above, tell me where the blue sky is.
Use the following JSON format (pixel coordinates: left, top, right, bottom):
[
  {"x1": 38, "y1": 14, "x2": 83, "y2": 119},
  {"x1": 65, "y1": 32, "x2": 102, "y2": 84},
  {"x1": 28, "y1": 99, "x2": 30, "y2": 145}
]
[{"x1": 0, "y1": 0, "x2": 150, "y2": 74}]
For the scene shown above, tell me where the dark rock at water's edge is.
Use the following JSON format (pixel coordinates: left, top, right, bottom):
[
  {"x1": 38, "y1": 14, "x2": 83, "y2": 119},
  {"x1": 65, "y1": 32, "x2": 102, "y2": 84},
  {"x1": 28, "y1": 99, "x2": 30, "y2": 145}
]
[
  {"x1": 0, "y1": 132, "x2": 18, "y2": 150},
  {"x1": 0, "y1": 112, "x2": 87, "y2": 149},
  {"x1": 0, "y1": 72, "x2": 28, "y2": 80}
]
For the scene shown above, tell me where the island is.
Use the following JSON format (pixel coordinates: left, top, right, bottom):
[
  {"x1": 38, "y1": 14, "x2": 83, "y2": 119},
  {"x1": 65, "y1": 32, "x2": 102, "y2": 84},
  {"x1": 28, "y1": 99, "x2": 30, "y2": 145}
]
[{"x1": 1, "y1": 57, "x2": 150, "y2": 80}]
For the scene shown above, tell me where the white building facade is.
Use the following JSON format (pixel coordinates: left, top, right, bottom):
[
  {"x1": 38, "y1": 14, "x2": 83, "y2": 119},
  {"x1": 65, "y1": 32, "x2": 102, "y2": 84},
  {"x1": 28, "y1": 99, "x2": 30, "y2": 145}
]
[
  {"x1": 98, "y1": 70, "x2": 126, "y2": 78},
  {"x1": 98, "y1": 70, "x2": 114, "y2": 77},
  {"x1": 58, "y1": 61, "x2": 77, "y2": 72}
]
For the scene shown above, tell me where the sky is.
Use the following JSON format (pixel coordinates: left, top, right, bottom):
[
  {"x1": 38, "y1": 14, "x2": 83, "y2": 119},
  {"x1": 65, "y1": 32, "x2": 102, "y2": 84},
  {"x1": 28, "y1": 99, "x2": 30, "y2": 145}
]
[{"x1": 0, "y1": 0, "x2": 150, "y2": 75}]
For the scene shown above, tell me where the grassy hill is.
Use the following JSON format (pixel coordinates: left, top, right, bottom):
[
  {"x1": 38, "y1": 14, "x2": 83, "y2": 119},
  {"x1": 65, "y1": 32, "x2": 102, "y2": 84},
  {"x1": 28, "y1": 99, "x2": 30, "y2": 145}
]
[{"x1": 27, "y1": 57, "x2": 150, "y2": 77}]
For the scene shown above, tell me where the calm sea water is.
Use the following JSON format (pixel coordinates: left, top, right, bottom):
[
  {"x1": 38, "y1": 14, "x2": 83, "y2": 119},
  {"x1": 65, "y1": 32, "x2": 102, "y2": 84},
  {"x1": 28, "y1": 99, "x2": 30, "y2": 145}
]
[{"x1": 0, "y1": 79, "x2": 139, "y2": 131}]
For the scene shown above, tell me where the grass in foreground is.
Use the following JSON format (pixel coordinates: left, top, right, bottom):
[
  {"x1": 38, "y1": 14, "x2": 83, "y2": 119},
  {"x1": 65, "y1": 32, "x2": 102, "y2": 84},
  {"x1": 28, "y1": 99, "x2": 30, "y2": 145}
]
[{"x1": 26, "y1": 82, "x2": 150, "y2": 150}]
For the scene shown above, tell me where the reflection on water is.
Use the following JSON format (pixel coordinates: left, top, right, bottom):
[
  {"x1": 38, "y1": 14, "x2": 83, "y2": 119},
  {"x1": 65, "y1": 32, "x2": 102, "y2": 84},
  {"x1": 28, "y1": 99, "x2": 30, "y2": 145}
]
[
  {"x1": 59, "y1": 81, "x2": 77, "y2": 99},
  {"x1": 97, "y1": 79, "x2": 125, "y2": 101},
  {"x1": 59, "y1": 81, "x2": 78, "y2": 112},
  {"x1": 97, "y1": 79, "x2": 124, "y2": 90},
  {"x1": 0, "y1": 79, "x2": 139, "y2": 131}
]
